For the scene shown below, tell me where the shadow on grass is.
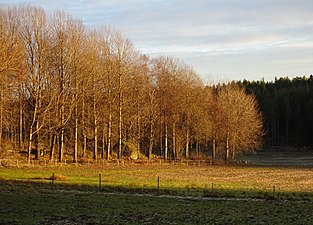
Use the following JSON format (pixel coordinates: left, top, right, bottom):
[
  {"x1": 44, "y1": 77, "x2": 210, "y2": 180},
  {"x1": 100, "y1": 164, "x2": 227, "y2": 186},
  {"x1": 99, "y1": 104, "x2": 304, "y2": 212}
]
[
  {"x1": 2, "y1": 180, "x2": 313, "y2": 225},
  {"x1": 1, "y1": 178, "x2": 312, "y2": 202}
]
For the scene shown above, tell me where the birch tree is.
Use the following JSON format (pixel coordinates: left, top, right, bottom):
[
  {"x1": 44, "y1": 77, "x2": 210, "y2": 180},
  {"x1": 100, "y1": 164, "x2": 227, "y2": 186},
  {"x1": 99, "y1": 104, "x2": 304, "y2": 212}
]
[
  {"x1": 0, "y1": 7, "x2": 24, "y2": 152},
  {"x1": 107, "y1": 28, "x2": 138, "y2": 160},
  {"x1": 217, "y1": 83, "x2": 263, "y2": 161},
  {"x1": 50, "y1": 11, "x2": 83, "y2": 162},
  {"x1": 18, "y1": 6, "x2": 53, "y2": 163}
]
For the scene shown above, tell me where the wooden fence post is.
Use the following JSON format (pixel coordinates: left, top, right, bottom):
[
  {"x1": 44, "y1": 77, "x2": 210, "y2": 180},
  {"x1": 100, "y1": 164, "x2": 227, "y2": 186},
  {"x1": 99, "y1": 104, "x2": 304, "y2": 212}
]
[
  {"x1": 99, "y1": 173, "x2": 102, "y2": 191},
  {"x1": 51, "y1": 173, "x2": 55, "y2": 189},
  {"x1": 158, "y1": 176, "x2": 160, "y2": 192}
]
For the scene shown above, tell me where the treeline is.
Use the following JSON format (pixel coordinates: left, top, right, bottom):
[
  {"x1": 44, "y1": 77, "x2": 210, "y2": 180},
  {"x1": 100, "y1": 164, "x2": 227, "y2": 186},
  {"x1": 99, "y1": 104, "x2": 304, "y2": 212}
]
[
  {"x1": 240, "y1": 76, "x2": 313, "y2": 147},
  {"x1": 0, "y1": 5, "x2": 263, "y2": 163}
]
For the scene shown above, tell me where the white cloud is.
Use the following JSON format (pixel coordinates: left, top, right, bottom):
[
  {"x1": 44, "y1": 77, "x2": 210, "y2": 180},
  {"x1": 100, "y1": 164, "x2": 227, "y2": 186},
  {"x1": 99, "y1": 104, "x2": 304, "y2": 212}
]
[{"x1": 1, "y1": 0, "x2": 313, "y2": 81}]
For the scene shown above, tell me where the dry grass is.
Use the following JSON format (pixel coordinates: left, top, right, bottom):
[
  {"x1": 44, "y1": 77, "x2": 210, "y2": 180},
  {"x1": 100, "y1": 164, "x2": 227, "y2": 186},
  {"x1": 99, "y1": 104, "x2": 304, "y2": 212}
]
[
  {"x1": 48, "y1": 174, "x2": 69, "y2": 181},
  {"x1": 1, "y1": 162, "x2": 313, "y2": 195}
]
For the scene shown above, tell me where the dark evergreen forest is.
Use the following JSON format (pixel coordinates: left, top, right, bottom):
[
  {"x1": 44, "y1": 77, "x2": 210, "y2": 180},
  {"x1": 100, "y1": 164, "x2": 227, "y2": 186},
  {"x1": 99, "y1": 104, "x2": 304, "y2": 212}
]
[{"x1": 239, "y1": 75, "x2": 313, "y2": 148}]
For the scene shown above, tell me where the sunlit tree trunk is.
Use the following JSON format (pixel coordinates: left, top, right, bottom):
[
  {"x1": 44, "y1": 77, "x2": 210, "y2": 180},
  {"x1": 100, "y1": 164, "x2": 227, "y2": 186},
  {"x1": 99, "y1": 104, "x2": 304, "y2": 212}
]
[
  {"x1": 93, "y1": 83, "x2": 98, "y2": 161},
  {"x1": 148, "y1": 118, "x2": 153, "y2": 160},
  {"x1": 185, "y1": 129, "x2": 189, "y2": 159},
  {"x1": 0, "y1": 88, "x2": 3, "y2": 150},
  {"x1": 28, "y1": 105, "x2": 38, "y2": 164},
  {"x1": 74, "y1": 97, "x2": 78, "y2": 163},
  {"x1": 159, "y1": 118, "x2": 163, "y2": 157},
  {"x1": 59, "y1": 124, "x2": 64, "y2": 162},
  {"x1": 34, "y1": 121, "x2": 40, "y2": 160},
  {"x1": 172, "y1": 124, "x2": 176, "y2": 160},
  {"x1": 164, "y1": 123, "x2": 168, "y2": 161},
  {"x1": 212, "y1": 138, "x2": 216, "y2": 160},
  {"x1": 82, "y1": 91, "x2": 87, "y2": 158},
  {"x1": 136, "y1": 99, "x2": 141, "y2": 157},
  {"x1": 58, "y1": 74, "x2": 65, "y2": 163},
  {"x1": 19, "y1": 88, "x2": 23, "y2": 148},
  {"x1": 106, "y1": 71, "x2": 112, "y2": 160},
  {"x1": 102, "y1": 125, "x2": 106, "y2": 159},
  {"x1": 225, "y1": 131, "x2": 229, "y2": 162},
  {"x1": 118, "y1": 72, "x2": 122, "y2": 160},
  {"x1": 107, "y1": 108, "x2": 112, "y2": 160}
]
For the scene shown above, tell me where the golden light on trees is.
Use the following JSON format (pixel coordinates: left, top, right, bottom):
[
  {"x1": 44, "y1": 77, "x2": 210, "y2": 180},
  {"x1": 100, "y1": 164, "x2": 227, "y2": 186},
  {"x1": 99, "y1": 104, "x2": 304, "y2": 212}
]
[
  {"x1": 216, "y1": 83, "x2": 264, "y2": 160},
  {"x1": 0, "y1": 5, "x2": 264, "y2": 163}
]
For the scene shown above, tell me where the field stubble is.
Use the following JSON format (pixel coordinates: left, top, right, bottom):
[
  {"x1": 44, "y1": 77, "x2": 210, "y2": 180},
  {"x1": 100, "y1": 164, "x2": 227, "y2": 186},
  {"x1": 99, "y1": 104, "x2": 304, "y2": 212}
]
[
  {"x1": 1, "y1": 161, "x2": 313, "y2": 194},
  {"x1": 1, "y1": 155, "x2": 313, "y2": 224}
]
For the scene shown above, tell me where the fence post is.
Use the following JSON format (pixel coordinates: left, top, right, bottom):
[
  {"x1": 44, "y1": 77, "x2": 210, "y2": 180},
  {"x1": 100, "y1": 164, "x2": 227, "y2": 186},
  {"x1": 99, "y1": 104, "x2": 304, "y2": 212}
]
[
  {"x1": 212, "y1": 182, "x2": 214, "y2": 193},
  {"x1": 99, "y1": 173, "x2": 102, "y2": 191},
  {"x1": 157, "y1": 176, "x2": 160, "y2": 192},
  {"x1": 51, "y1": 173, "x2": 55, "y2": 189}
]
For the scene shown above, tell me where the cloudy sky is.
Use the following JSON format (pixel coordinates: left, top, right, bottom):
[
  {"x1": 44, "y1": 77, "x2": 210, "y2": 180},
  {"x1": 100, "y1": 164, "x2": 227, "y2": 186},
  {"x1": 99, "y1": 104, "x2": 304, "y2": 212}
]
[{"x1": 1, "y1": 0, "x2": 313, "y2": 82}]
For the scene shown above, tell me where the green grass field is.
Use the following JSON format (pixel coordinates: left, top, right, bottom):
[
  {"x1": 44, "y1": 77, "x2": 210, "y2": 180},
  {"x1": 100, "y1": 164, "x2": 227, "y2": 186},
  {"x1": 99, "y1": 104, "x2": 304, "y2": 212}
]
[
  {"x1": 1, "y1": 162, "x2": 313, "y2": 224},
  {"x1": 1, "y1": 180, "x2": 313, "y2": 225},
  {"x1": 1, "y1": 163, "x2": 313, "y2": 194}
]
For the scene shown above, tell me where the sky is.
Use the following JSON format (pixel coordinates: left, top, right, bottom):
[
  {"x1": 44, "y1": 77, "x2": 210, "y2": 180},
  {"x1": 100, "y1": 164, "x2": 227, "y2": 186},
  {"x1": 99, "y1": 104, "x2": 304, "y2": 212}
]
[{"x1": 1, "y1": 0, "x2": 313, "y2": 82}]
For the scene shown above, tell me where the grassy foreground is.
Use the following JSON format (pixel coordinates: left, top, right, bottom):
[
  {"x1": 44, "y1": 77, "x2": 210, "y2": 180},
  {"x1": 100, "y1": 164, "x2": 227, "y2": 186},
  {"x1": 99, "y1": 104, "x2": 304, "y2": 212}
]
[
  {"x1": 1, "y1": 181, "x2": 313, "y2": 225},
  {"x1": 1, "y1": 163, "x2": 313, "y2": 224},
  {"x1": 1, "y1": 163, "x2": 313, "y2": 194}
]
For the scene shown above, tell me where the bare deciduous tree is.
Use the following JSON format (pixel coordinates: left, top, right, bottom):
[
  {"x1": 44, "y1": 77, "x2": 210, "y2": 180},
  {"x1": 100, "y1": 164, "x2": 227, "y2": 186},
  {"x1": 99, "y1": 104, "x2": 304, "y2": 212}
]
[
  {"x1": 0, "y1": 5, "x2": 264, "y2": 163},
  {"x1": 216, "y1": 83, "x2": 263, "y2": 161}
]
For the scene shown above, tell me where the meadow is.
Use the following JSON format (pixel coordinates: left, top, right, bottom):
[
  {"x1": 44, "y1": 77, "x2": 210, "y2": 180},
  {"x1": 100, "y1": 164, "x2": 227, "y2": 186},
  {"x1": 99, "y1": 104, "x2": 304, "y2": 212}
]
[
  {"x1": 1, "y1": 158, "x2": 313, "y2": 224},
  {"x1": 1, "y1": 181, "x2": 313, "y2": 225}
]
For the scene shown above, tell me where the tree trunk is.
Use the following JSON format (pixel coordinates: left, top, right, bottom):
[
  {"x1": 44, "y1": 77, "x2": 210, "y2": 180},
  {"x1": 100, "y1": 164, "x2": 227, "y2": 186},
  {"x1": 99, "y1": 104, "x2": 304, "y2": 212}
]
[
  {"x1": 225, "y1": 132, "x2": 229, "y2": 162},
  {"x1": 28, "y1": 104, "x2": 38, "y2": 164},
  {"x1": 73, "y1": 74, "x2": 78, "y2": 163},
  {"x1": 74, "y1": 102, "x2": 78, "y2": 163},
  {"x1": 159, "y1": 117, "x2": 163, "y2": 157},
  {"x1": 185, "y1": 129, "x2": 189, "y2": 159},
  {"x1": 232, "y1": 148, "x2": 235, "y2": 160},
  {"x1": 148, "y1": 119, "x2": 153, "y2": 160},
  {"x1": 93, "y1": 88, "x2": 98, "y2": 161},
  {"x1": 27, "y1": 126, "x2": 33, "y2": 164},
  {"x1": 106, "y1": 69, "x2": 112, "y2": 160},
  {"x1": 82, "y1": 91, "x2": 86, "y2": 158},
  {"x1": 164, "y1": 124, "x2": 168, "y2": 161},
  {"x1": 0, "y1": 88, "x2": 3, "y2": 150},
  {"x1": 19, "y1": 89, "x2": 23, "y2": 148},
  {"x1": 94, "y1": 122, "x2": 98, "y2": 161},
  {"x1": 172, "y1": 124, "x2": 176, "y2": 160},
  {"x1": 107, "y1": 111, "x2": 112, "y2": 160},
  {"x1": 59, "y1": 95, "x2": 65, "y2": 163},
  {"x1": 102, "y1": 125, "x2": 105, "y2": 159},
  {"x1": 136, "y1": 103, "x2": 141, "y2": 158},
  {"x1": 49, "y1": 133, "x2": 55, "y2": 163},
  {"x1": 118, "y1": 73, "x2": 122, "y2": 160},
  {"x1": 212, "y1": 138, "x2": 216, "y2": 160},
  {"x1": 59, "y1": 126, "x2": 64, "y2": 163},
  {"x1": 59, "y1": 69, "x2": 65, "y2": 163},
  {"x1": 34, "y1": 121, "x2": 40, "y2": 160}
]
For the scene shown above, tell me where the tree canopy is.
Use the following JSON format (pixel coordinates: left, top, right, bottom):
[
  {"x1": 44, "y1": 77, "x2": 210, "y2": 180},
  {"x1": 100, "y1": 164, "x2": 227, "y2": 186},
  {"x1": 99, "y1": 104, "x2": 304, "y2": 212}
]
[{"x1": 0, "y1": 5, "x2": 263, "y2": 162}]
